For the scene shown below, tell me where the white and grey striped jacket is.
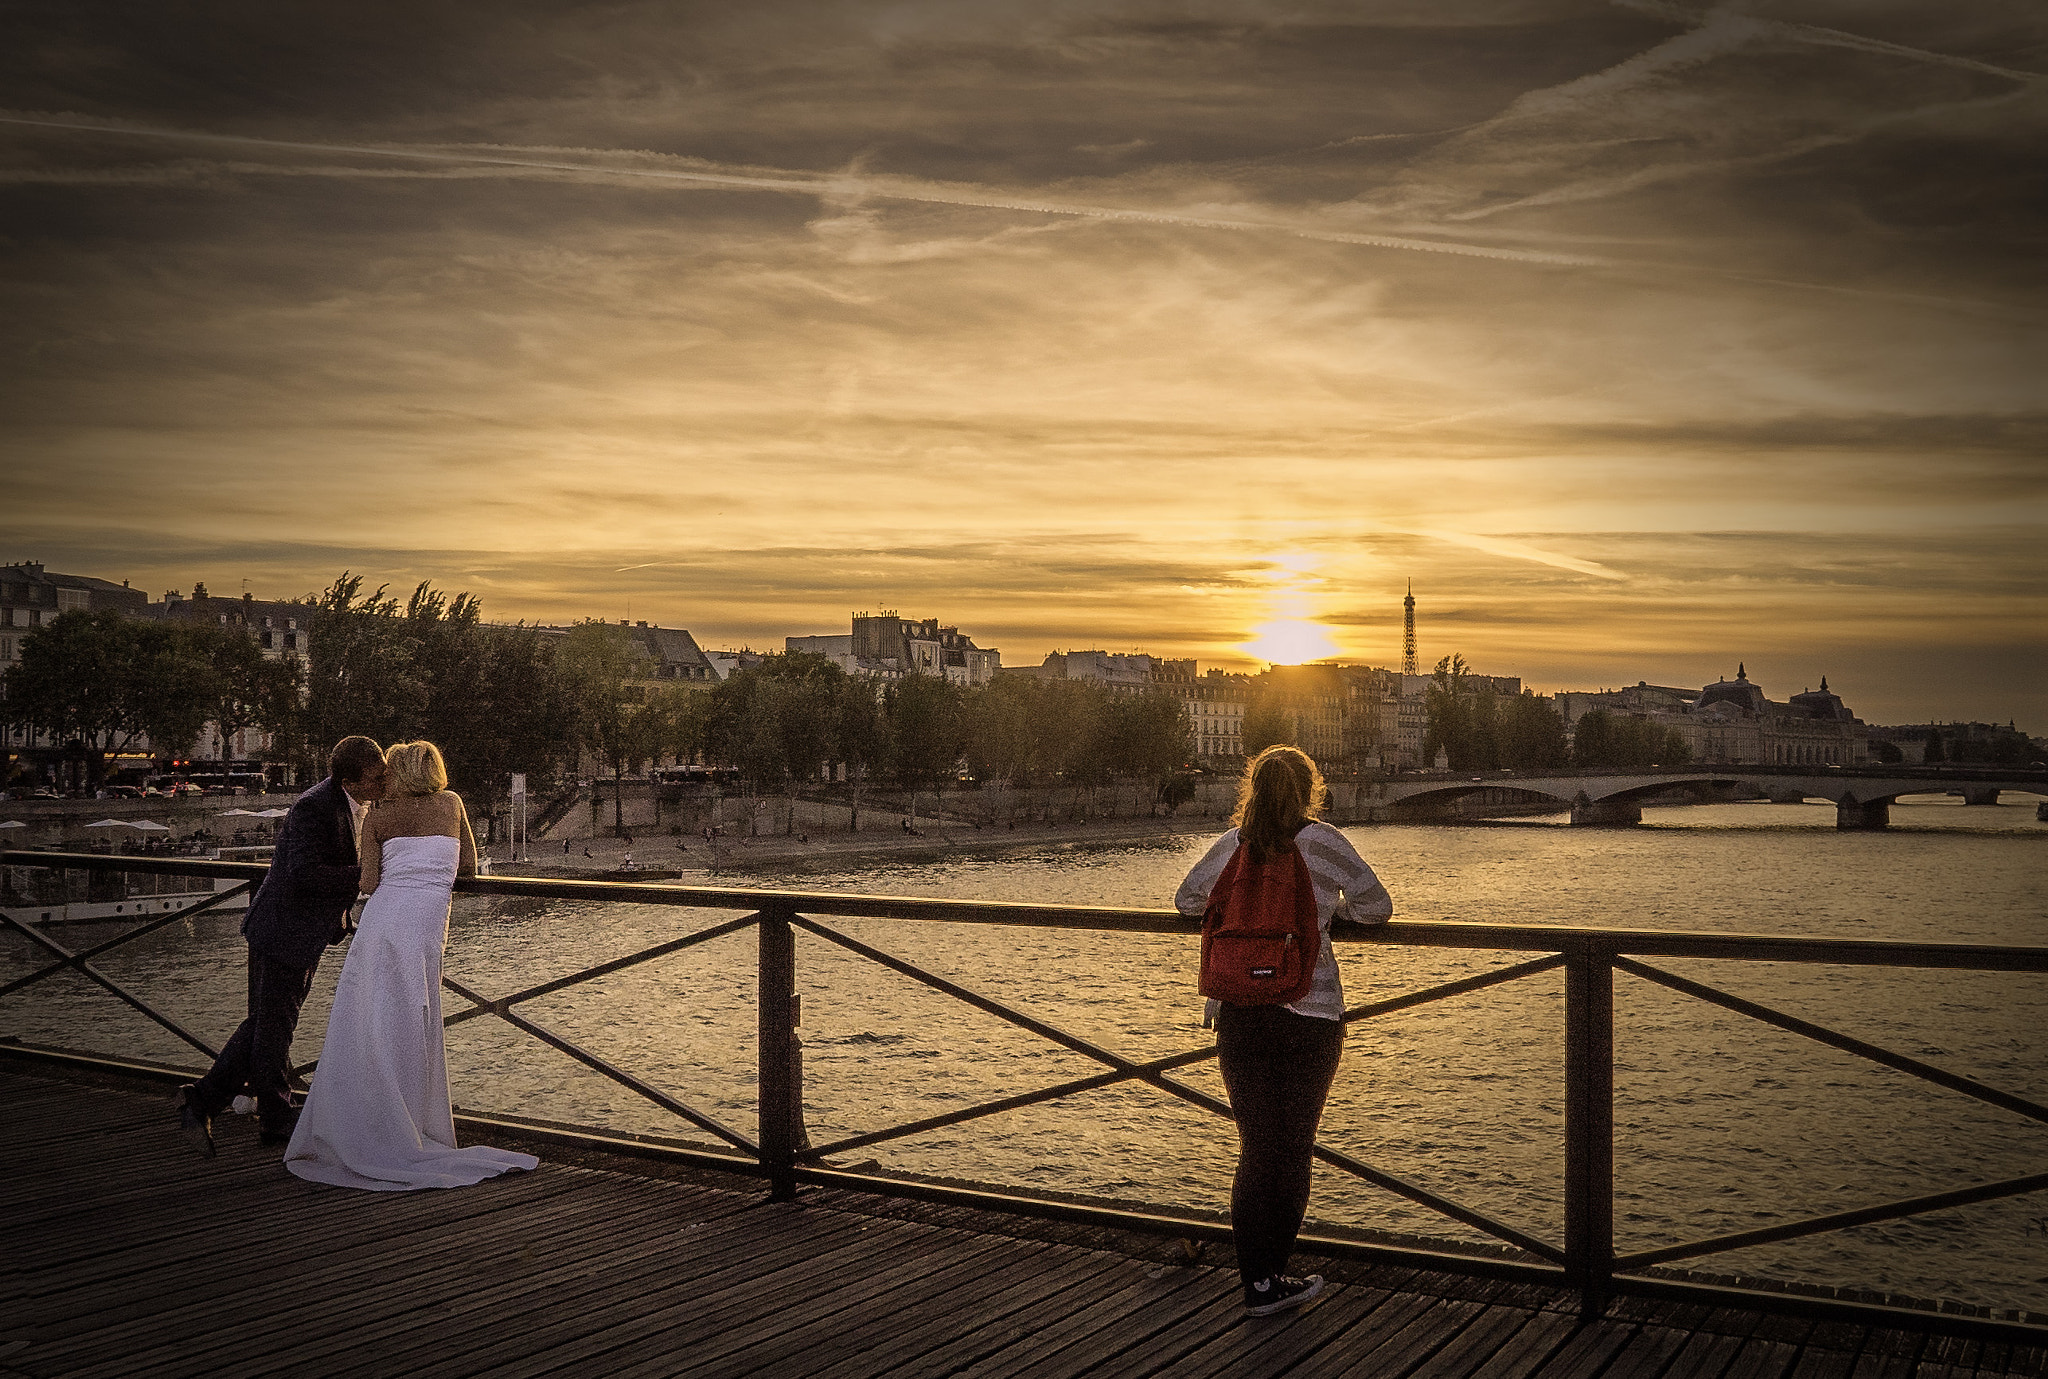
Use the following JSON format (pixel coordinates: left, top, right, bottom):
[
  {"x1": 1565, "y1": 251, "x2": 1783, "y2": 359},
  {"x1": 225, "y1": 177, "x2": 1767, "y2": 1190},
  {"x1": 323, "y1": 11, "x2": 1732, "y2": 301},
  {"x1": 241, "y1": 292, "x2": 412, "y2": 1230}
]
[{"x1": 1175, "y1": 821, "x2": 1394, "y2": 1023}]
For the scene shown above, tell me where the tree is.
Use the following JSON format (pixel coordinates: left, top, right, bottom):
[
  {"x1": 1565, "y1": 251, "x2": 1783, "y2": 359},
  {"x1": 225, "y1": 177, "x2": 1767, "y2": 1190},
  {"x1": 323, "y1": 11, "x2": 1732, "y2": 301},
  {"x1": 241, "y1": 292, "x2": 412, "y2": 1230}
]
[
  {"x1": 187, "y1": 621, "x2": 303, "y2": 785},
  {"x1": 1424, "y1": 655, "x2": 1480, "y2": 770},
  {"x1": 1240, "y1": 694, "x2": 1295, "y2": 758},
  {"x1": 560, "y1": 621, "x2": 659, "y2": 834},
  {"x1": 1101, "y1": 692, "x2": 1190, "y2": 815},
  {"x1": 304, "y1": 574, "x2": 427, "y2": 760},
  {"x1": 1572, "y1": 710, "x2": 1690, "y2": 768},
  {"x1": 885, "y1": 674, "x2": 966, "y2": 827},
  {"x1": 1, "y1": 611, "x2": 213, "y2": 789},
  {"x1": 1499, "y1": 692, "x2": 1569, "y2": 772},
  {"x1": 962, "y1": 674, "x2": 1042, "y2": 789},
  {"x1": 833, "y1": 677, "x2": 889, "y2": 832}
]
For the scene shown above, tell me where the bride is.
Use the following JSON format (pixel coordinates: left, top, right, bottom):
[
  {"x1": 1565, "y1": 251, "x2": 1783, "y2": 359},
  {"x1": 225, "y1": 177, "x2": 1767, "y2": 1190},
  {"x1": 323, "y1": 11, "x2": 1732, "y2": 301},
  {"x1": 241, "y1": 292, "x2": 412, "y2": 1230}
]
[{"x1": 286, "y1": 740, "x2": 537, "y2": 1190}]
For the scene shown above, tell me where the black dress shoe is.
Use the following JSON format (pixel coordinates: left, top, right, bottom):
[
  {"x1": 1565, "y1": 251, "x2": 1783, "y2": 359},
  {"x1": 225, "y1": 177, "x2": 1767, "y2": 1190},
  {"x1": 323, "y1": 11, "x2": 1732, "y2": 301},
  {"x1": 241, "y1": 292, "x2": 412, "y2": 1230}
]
[
  {"x1": 259, "y1": 1112, "x2": 300, "y2": 1148},
  {"x1": 175, "y1": 1085, "x2": 215, "y2": 1158}
]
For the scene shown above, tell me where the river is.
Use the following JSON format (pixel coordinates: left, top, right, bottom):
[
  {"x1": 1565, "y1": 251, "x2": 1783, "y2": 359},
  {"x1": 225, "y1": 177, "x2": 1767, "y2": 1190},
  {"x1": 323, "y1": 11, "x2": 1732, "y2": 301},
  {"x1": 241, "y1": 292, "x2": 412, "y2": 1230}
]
[{"x1": 5, "y1": 795, "x2": 2044, "y2": 1312}]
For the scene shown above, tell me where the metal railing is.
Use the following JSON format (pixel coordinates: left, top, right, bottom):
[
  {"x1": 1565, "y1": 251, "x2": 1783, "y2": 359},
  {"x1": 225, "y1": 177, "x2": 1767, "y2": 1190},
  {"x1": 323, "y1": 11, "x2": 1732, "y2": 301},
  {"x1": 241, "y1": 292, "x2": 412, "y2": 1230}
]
[{"x1": 4, "y1": 849, "x2": 2046, "y2": 1343}]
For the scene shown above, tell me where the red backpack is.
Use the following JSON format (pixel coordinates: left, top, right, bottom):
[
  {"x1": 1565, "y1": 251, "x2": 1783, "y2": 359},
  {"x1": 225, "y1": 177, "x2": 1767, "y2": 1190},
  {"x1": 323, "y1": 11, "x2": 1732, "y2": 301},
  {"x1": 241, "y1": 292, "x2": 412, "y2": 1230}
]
[{"x1": 1199, "y1": 833, "x2": 1321, "y2": 1005}]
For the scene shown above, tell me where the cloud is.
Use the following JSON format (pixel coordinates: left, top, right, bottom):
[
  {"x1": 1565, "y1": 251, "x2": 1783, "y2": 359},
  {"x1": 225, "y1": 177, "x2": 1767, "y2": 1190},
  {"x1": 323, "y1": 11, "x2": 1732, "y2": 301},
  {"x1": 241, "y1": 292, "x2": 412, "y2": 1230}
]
[{"x1": 2, "y1": 2, "x2": 2042, "y2": 723}]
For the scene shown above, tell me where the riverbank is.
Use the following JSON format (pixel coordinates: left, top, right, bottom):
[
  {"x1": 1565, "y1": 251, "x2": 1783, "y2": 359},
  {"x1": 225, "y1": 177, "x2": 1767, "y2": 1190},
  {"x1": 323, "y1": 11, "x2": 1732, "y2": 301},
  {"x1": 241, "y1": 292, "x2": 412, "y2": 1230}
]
[{"x1": 491, "y1": 811, "x2": 1218, "y2": 880}]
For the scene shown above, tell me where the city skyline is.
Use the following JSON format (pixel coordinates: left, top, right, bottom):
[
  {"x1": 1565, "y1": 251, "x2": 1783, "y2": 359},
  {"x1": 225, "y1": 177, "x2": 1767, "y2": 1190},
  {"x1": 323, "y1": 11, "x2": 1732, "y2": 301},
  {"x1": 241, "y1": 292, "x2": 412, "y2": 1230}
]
[{"x1": 3, "y1": 3, "x2": 2042, "y2": 726}]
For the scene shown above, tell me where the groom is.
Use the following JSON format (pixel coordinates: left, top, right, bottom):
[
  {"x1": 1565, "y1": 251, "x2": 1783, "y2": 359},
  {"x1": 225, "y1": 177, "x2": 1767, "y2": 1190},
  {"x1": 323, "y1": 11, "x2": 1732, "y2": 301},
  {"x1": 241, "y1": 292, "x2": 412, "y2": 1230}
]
[{"x1": 176, "y1": 736, "x2": 387, "y2": 1154}]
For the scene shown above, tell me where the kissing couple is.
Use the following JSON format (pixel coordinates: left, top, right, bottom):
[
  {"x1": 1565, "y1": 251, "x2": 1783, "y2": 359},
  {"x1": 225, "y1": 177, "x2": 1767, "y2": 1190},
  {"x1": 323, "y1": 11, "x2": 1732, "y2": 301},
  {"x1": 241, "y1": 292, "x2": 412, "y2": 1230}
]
[{"x1": 177, "y1": 735, "x2": 535, "y2": 1191}]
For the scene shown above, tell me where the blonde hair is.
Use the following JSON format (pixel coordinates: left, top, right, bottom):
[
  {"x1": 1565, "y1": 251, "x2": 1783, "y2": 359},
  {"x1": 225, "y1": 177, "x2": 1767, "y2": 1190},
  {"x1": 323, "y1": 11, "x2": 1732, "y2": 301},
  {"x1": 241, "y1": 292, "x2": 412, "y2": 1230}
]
[
  {"x1": 383, "y1": 740, "x2": 448, "y2": 797},
  {"x1": 1231, "y1": 745, "x2": 1327, "y2": 860}
]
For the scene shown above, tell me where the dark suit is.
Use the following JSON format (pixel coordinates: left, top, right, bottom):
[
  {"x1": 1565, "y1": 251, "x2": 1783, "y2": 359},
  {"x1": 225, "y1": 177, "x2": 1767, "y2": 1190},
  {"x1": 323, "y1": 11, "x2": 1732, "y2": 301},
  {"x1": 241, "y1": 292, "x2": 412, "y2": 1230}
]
[{"x1": 192, "y1": 775, "x2": 362, "y2": 1132}]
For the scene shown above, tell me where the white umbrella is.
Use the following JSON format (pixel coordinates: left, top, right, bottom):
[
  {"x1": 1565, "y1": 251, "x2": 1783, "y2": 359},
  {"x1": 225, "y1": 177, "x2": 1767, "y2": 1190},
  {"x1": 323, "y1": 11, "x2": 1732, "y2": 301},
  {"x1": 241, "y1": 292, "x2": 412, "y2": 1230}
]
[
  {"x1": 129, "y1": 820, "x2": 173, "y2": 832},
  {"x1": 85, "y1": 819, "x2": 136, "y2": 829},
  {"x1": 254, "y1": 808, "x2": 290, "y2": 819},
  {"x1": 219, "y1": 808, "x2": 258, "y2": 817},
  {"x1": 0, "y1": 820, "x2": 25, "y2": 829}
]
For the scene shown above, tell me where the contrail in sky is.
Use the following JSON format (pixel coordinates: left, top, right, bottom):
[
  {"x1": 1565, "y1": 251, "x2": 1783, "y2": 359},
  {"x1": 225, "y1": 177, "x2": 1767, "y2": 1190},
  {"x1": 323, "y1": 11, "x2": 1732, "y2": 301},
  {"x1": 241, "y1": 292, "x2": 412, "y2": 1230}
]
[{"x1": 0, "y1": 113, "x2": 1606, "y2": 267}]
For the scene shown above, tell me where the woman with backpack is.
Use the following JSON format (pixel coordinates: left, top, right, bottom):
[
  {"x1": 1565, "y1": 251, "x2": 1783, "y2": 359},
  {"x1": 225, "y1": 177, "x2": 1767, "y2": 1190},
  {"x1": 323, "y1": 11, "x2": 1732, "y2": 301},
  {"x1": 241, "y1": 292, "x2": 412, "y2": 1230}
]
[{"x1": 1175, "y1": 745, "x2": 1393, "y2": 1316}]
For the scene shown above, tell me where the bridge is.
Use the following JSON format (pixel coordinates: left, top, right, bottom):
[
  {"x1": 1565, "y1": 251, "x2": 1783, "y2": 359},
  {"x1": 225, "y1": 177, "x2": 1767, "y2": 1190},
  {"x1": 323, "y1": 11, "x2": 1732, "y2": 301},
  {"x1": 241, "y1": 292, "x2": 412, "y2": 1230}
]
[
  {"x1": 4, "y1": 850, "x2": 2047, "y2": 1377},
  {"x1": 1334, "y1": 765, "x2": 2048, "y2": 830}
]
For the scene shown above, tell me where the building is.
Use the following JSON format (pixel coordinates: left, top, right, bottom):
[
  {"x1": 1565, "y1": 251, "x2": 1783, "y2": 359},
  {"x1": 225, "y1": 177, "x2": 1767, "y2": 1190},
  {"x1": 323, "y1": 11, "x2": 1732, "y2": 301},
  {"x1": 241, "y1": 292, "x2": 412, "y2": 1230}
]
[
  {"x1": 1154, "y1": 663, "x2": 1250, "y2": 766},
  {"x1": 620, "y1": 621, "x2": 717, "y2": 683},
  {"x1": 1024, "y1": 650, "x2": 1157, "y2": 695},
  {"x1": 142, "y1": 581, "x2": 313, "y2": 670},
  {"x1": 823, "y1": 612, "x2": 1000, "y2": 685},
  {"x1": 1558, "y1": 667, "x2": 1870, "y2": 766},
  {"x1": 784, "y1": 633, "x2": 858, "y2": 676},
  {"x1": 0, "y1": 562, "x2": 148, "y2": 670}
]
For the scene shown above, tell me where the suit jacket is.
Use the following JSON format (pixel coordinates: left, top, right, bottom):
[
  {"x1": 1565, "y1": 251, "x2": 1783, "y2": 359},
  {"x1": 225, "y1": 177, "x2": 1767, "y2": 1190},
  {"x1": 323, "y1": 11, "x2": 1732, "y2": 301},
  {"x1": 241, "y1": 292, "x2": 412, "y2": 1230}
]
[{"x1": 241, "y1": 775, "x2": 364, "y2": 970}]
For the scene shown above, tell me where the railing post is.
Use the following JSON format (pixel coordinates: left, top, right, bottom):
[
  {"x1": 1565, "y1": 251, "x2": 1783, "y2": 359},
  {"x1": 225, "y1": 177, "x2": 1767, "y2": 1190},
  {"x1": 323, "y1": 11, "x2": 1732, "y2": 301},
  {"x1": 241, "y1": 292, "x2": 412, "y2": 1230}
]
[
  {"x1": 1564, "y1": 942, "x2": 1614, "y2": 1316},
  {"x1": 757, "y1": 905, "x2": 800, "y2": 1202}
]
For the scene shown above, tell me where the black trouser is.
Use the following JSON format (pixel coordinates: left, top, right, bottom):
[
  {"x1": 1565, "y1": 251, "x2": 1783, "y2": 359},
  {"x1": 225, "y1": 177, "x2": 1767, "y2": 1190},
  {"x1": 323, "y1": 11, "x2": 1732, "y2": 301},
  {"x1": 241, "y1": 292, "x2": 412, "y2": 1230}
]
[
  {"x1": 191, "y1": 946, "x2": 318, "y2": 1133},
  {"x1": 1216, "y1": 1003, "x2": 1345, "y2": 1288}
]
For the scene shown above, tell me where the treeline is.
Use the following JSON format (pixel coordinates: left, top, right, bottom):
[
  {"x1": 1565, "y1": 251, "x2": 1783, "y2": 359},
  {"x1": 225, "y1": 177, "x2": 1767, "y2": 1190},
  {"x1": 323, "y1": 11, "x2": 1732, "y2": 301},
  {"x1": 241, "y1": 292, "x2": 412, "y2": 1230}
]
[
  {"x1": 2, "y1": 608, "x2": 303, "y2": 787},
  {"x1": 1, "y1": 575, "x2": 1195, "y2": 830},
  {"x1": 690, "y1": 652, "x2": 1191, "y2": 833},
  {"x1": 1423, "y1": 655, "x2": 1689, "y2": 771}
]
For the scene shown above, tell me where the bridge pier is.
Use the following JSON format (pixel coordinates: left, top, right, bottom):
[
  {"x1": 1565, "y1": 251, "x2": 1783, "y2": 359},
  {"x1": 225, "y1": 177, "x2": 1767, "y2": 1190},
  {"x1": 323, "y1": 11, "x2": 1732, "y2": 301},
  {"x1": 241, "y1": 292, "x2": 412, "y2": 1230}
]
[
  {"x1": 1835, "y1": 798, "x2": 1890, "y2": 831},
  {"x1": 1570, "y1": 797, "x2": 1641, "y2": 828},
  {"x1": 1962, "y1": 787, "x2": 2002, "y2": 806}
]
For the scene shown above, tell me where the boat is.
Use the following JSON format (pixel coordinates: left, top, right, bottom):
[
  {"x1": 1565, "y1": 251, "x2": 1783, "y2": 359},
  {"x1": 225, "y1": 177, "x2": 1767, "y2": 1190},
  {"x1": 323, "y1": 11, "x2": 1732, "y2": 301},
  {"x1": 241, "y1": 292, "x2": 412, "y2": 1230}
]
[{"x1": 2, "y1": 847, "x2": 265, "y2": 926}]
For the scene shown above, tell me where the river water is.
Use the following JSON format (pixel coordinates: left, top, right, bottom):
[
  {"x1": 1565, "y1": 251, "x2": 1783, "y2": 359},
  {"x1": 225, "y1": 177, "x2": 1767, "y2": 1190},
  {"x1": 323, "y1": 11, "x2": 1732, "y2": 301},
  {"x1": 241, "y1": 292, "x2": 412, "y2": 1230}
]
[{"x1": 6, "y1": 795, "x2": 2044, "y2": 1312}]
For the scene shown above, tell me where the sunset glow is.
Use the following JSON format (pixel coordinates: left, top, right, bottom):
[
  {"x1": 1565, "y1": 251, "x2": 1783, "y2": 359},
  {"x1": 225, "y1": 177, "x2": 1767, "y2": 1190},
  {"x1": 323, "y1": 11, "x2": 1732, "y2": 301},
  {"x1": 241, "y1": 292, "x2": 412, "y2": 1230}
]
[{"x1": 2, "y1": 4, "x2": 2041, "y2": 723}]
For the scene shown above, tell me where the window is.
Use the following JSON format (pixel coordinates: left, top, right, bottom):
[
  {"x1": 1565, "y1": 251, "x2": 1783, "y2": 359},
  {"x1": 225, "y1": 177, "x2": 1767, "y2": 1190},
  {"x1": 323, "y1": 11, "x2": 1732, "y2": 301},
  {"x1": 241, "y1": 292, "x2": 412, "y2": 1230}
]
[{"x1": 57, "y1": 588, "x2": 88, "y2": 612}]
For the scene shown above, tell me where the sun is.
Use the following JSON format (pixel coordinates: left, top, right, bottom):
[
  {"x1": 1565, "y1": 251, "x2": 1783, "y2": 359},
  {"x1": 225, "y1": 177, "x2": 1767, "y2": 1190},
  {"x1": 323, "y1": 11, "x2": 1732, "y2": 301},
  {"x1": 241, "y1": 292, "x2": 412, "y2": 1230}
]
[{"x1": 1242, "y1": 618, "x2": 1338, "y2": 666}]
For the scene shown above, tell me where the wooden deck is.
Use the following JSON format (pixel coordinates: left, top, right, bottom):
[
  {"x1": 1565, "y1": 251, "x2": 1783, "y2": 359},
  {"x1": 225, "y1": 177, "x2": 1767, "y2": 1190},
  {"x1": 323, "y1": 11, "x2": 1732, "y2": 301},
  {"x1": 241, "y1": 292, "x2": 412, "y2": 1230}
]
[{"x1": 2, "y1": 1066, "x2": 2040, "y2": 1379}]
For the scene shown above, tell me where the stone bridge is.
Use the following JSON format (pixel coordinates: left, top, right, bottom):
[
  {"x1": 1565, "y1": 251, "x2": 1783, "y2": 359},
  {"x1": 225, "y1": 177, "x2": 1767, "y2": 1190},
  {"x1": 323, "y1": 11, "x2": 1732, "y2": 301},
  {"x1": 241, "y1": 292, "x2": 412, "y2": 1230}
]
[{"x1": 1328, "y1": 765, "x2": 2048, "y2": 830}]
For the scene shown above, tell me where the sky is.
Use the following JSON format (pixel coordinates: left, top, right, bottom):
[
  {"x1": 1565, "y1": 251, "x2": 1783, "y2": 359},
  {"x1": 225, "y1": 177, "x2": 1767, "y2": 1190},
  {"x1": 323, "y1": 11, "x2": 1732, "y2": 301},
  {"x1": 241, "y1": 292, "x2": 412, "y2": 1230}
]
[{"x1": 2, "y1": 1, "x2": 2042, "y2": 726}]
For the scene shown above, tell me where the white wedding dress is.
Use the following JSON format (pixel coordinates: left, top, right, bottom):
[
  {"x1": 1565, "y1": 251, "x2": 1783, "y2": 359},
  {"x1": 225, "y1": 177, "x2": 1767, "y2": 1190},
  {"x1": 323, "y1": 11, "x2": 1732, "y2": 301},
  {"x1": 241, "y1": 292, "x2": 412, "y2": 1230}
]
[{"x1": 285, "y1": 834, "x2": 537, "y2": 1190}]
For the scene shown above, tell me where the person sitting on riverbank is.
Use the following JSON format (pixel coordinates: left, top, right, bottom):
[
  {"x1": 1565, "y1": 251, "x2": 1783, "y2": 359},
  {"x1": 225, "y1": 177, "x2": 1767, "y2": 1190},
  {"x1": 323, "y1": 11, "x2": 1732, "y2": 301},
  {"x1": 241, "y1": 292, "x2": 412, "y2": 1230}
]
[{"x1": 1176, "y1": 745, "x2": 1393, "y2": 1317}]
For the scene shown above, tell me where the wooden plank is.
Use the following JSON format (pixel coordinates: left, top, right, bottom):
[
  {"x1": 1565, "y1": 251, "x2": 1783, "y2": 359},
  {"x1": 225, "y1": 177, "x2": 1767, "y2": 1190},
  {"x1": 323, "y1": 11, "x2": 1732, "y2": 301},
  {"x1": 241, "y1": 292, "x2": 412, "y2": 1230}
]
[
  {"x1": 38, "y1": 1172, "x2": 582, "y2": 1372},
  {"x1": 683, "y1": 1239, "x2": 1084, "y2": 1379},
  {"x1": 393, "y1": 1210, "x2": 951, "y2": 1378},
  {"x1": 1663, "y1": 1329, "x2": 1756, "y2": 1379},
  {"x1": 1235, "y1": 1289, "x2": 1439, "y2": 1379},
  {"x1": 1523, "y1": 1318, "x2": 1636, "y2": 1379},
  {"x1": 322, "y1": 1202, "x2": 889, "y2": 1378},
  {"x1": 1586, "y1": 1321, "x2": 1697, "y2": 1379},
  {"x1": 817, "y1": 1246, "x2": 1138, "y2": 1379},
  {"x1": 616, "y1": 1234, "x2": 1060, "y2": 1378},
  {"x1": 950, "y1": 1259, "x2": 1222, "y2": 1379},
  {"x1": 1060, "y1": 1279, "x2": 1250, "y2": 1379},
  {"x1": 1160, "y1": 1284, "x2": 1420, "y2": 1379},
  {"x1": 1404, "y1": 1305, "x2": 1551, "y2": 1379},
  {"x1": 11, "y1": 1149, "x2": 516, "y2": 1283},
  {"x1": 1462, "y1": 1308, "x2": 1583, "y2": 1379},
  {"x1": 215, "y1": 1179, "x2": 748, "y2": 1379},
  {"x1": 287, "y1": 1183, "x2": 760, "y2": 1379},
  {"x1": 1723, "y1": 1338, "x2": 1803, "y2": 1379}
]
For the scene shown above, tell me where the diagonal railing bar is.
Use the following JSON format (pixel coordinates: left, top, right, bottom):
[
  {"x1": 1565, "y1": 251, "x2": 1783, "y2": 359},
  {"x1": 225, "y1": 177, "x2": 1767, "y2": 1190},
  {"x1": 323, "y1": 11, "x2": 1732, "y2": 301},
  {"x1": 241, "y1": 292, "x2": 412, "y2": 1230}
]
[
  {"x1": 793, "y1": 914, "x2": 1224, "y2": 1106},
  {"x1": 441, "y1": 912, "x2": 760, "y2": 1028},
  {"x1": 1614, "y1": 957, "x2": 2048, "y2": 1129},
  {"x1": 793, "y1": 914, "x2": 1557, "y2": 1255},
  {"x1": 1309, "y1": 1140, "x2": 1567, "y2": 1264},
  {"x1": 439, "y1": 972, "x2": 758, "y2": 1155},
  {"x1": 800, "y1": 1044, "x2": 1232, "y2": 1161},
  {"x1": 1342, "y1": 954, "x2": 1567, "y2": 1026},
  {"x1": 802, "y1": 956, "x2": 1568, "y2": 1162},
  {"x1": 0, "y1": 881, "x2": 254, "y2": 999},
  {"x1": 1613, "y1": 1168, "x2": 2048, "y2": 1271},
  {"x1": 0, "y1": 913, "x2": 221, "y2": 1060}
]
